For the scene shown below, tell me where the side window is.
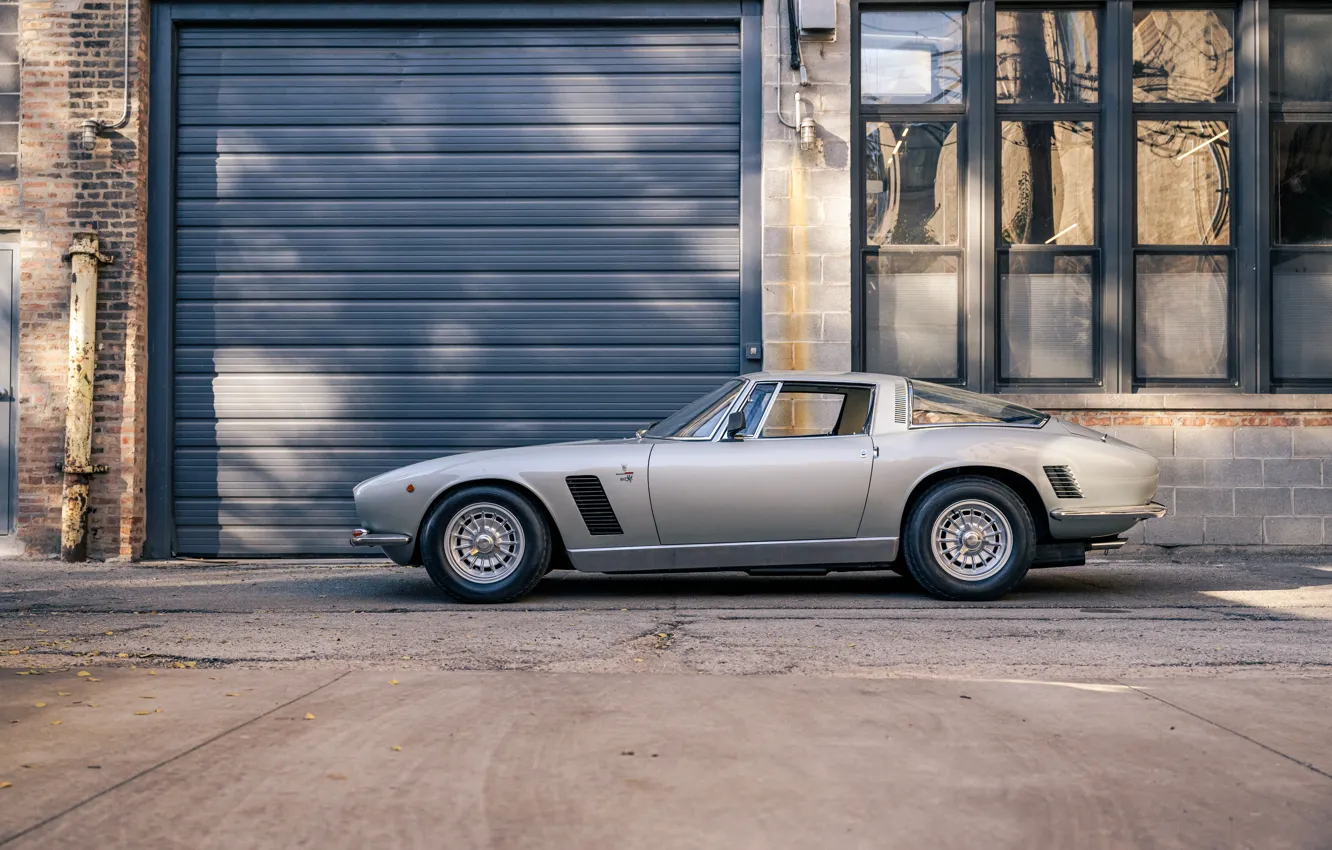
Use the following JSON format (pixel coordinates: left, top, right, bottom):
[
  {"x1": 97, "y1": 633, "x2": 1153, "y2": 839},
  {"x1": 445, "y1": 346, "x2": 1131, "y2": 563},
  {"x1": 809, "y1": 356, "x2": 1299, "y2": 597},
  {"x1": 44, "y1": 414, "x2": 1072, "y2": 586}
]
[{"x1": 758, "y1": 384, "x2": 875, "y2": 438}]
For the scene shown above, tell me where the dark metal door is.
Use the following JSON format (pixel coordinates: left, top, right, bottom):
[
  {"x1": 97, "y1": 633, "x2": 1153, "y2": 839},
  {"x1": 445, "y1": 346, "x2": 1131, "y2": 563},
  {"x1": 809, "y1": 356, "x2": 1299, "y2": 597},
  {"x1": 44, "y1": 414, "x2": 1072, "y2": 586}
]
[
  {"x1": 166, "y1": 16, "x2": 746, "y2": 556},
  {"x1": 0, "y1": 245, "x2": 13, "y2": 533}
]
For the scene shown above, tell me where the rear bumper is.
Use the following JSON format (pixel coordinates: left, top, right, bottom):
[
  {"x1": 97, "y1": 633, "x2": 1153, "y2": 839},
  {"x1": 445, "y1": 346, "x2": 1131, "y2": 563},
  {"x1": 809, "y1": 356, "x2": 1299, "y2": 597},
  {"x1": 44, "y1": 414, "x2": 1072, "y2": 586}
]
[
  {"x1": 1049, "y1": 502, "x2": 1168, "y2": 521},
  {"x1": 349, "y1": 528, "x2": 413, "y2": 548}
]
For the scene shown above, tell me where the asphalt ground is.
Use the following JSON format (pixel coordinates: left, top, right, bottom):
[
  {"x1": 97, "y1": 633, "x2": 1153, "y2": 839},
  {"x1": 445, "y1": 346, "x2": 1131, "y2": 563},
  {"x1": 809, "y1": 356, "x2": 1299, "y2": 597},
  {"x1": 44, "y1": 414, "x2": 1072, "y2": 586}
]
[{"x1": 2, "y1": 550, "x2": 1331, "y2": 847}]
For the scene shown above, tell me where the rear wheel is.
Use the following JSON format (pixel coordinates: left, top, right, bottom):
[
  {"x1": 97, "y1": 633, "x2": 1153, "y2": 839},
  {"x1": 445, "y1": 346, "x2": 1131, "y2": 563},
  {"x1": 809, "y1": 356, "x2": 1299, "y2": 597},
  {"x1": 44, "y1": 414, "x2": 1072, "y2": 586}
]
[
  {"x1": 420, "y1": 485, "x2": 551, "y2": 604},
  {"x1": 902, "y1": 476, "x2": 1034, "y2": 601}
]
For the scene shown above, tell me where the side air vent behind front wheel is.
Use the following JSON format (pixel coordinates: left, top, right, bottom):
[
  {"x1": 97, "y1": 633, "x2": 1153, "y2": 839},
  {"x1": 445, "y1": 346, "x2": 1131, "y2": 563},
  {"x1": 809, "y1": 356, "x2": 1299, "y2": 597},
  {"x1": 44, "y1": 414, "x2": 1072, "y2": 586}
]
[
  {"x1": 565, "y1": 475, "x2": 624, "y2": 535},
  {"x1": 1043, "y1": 465, "x2": 1083, "y2": 499}
]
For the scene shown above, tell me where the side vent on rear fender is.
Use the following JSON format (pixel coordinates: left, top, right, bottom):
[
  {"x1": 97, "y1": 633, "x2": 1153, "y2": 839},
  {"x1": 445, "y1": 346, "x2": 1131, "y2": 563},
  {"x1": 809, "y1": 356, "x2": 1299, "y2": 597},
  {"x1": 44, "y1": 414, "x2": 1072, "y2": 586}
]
[
  {"x1": 565, "y1": 475, "x2": 624, "y2": 535},
  {"x1": 894, "y1": 385, "x2": 908, "y2": 424},
  {"x1": 1043, "y1": 465, "x2": 1083, "y2": 499}
]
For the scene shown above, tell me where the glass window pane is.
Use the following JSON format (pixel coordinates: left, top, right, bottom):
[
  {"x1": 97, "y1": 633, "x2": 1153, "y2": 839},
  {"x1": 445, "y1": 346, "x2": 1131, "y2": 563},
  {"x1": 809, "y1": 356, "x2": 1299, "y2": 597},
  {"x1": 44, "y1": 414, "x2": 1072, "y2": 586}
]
[
  {"x1": 865, "y1": 252, "x2": 960, "y2": 381},
  {"x1": 1132, "y1": 9, "x2": 1234, "y2": 103},
  {"x1": 760, "y1": 387, "x2": 871, "y2": 439},
  {"x1": 1273, "y1": 11, "x2": 1332, "y2": 103},
  {"x1": 1137, "y1": 119, "x2": 1231, "y2": 246},
  {"x1": 1000, "y1": 254, "x2": 1095, "y2": 381},
  {"x1": 1135, "y1": 254, "x2": 1230, "y2": 381},
  {"x1": 997, "y1": 10, "x2": 1099, "y2": 104},
  {"x1": 1001, "y1": 121, "x2": 1094, "y2": 245},
  {"x1": 1273, "y1": 253, "x2": 1332, "y2": 382},
  {"x1": 1274, "y1": 122, "x2": 1332, "y2": 246},
  {"x1": 861, "y1": 11, "x2": 964, "y2": 105},
  {"x1": 865, "y1": 122, "x2": 959, "y2": 246},
  {"x1": 910, "y1": 381, "x2": 1048, "y2": 426}
]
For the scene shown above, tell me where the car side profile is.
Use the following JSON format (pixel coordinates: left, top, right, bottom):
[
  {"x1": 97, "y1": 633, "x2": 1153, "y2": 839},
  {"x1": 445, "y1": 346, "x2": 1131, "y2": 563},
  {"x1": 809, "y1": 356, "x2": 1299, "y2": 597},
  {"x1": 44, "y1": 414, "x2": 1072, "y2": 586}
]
[{"x1": 350, "y1": 372, "x2": 1165, "y2": 603}]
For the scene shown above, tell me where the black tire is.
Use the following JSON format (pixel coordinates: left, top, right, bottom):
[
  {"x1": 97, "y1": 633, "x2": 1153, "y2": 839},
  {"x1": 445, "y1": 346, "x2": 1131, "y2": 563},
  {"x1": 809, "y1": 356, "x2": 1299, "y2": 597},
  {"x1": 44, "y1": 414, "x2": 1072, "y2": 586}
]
[
  {"x1": 420, "y1": 485, "x2": 552, "y2": 604},
  {"x1": 902, "y1": 476, "x2": 1034, "y2": 601}
]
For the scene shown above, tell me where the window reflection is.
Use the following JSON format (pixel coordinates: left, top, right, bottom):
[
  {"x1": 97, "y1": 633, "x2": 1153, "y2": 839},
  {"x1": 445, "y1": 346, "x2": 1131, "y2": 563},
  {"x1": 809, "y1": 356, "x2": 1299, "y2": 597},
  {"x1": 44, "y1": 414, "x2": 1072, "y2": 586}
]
[
  {"x1": 1000, "y1": 254, "x2": 1095, "y2": 380},
  {"x1": 1135, "y1": 254, "x2": 1230, "y2": 380},
  {"x1": 1272, "y1": 11, "x2": 1332, "y2": 103},
  {"x1": 1273, "y1": 253, "x2": 1332, "y2": 381},
  {"x1": 865, "y1": 121, "x2": 959, "y2": 246},
  {"x1": 1132, "y1": 9, "x2": 1234, "y2": 103},
  {"x1": 1000, "y1": 121, "x2": 1094, "y2": 245},
  {"x1": 864, "y1": 252, "x2": 960, "y2": 381},
  {"x1": 997, "y1": 10, "x2": 1099, "y2": 104},
  {"x1": 1137, "y1": 119, "x2": 1231, "y2": 246},
  {"x1": 1274, "y1": 122, "x2": 1332, "y2": 245},
  {"x1": 861, "y1": 11, "x2": 964, "y2": 105}
]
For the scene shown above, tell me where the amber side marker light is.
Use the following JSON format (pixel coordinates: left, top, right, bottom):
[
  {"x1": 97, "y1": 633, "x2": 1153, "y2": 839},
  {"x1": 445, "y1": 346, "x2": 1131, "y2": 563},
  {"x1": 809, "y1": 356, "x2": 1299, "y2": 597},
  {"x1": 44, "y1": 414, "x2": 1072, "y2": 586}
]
[{"x1": 406, "y1": 484, "x2": 415, "y2": 493}]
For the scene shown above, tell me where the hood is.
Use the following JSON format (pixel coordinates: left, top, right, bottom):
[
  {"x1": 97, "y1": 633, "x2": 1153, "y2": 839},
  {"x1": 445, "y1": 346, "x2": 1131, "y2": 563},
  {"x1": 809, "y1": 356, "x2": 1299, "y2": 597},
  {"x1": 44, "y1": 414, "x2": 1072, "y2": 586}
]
[{"x1": 353, "y1": 436, "x2": 641, "y2": 494}]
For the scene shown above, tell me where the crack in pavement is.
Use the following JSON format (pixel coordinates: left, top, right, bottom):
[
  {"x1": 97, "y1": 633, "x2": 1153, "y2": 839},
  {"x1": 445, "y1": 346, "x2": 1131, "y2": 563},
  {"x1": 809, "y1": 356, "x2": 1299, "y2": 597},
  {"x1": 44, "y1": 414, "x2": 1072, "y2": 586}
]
[
  {"x1": 1117, "y1": 681, "x2": 1332, "y2": 782},
  {"x1": 0, "y1": 670, "x2": 352, "y2": 847}
]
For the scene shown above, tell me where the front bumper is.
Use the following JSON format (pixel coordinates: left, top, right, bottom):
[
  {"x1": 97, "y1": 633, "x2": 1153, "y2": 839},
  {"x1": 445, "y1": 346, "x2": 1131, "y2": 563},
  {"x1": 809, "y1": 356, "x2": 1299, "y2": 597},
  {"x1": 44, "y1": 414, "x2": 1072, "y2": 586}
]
[
  {"x1": 1049, "y1": 502, "x2": 1168, "y2": 521},
  {"x1": 350, "y1": 528, "x2": 413, "y2": 548}
]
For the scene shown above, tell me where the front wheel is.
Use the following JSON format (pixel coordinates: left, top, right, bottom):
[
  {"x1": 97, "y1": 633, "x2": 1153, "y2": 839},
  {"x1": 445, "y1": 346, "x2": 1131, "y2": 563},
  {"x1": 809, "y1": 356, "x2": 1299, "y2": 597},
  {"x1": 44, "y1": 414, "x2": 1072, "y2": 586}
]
[
  {"x1": 902, "y1": 476, "x2": 1034, "y2": 601},
  {"x1": 420, "y1": 486, "x2": 551, "y2": 604}
]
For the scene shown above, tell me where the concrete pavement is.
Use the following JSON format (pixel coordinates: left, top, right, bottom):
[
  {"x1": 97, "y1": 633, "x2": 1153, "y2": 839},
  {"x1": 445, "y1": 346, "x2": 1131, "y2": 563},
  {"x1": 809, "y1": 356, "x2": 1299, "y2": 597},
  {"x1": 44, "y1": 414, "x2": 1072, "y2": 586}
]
[
  {"x1": 3, "y1": 551, "x2": 1332, "y2": 847},
  {"x1": 1, "y1": 669, "x2": 1330, "y2": 849}
]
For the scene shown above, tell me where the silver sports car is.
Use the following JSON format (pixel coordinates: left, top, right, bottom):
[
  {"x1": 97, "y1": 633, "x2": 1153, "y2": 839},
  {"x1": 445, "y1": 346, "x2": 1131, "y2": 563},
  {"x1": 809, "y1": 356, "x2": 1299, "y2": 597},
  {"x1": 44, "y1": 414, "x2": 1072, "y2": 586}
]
[{"x1": 350, "y1": 372, "x2": 1165, "y2": 603}]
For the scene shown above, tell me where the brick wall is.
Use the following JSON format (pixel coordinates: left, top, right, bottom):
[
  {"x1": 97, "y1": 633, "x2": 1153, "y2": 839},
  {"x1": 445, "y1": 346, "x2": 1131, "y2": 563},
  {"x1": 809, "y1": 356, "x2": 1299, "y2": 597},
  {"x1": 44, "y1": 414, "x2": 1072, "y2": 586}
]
[
  {"x1": 10, "y1": 0, "x2": 148, "y2": 558},
  {"x1": 761, "y1": 0, "x2": 852, "y2": 372}
]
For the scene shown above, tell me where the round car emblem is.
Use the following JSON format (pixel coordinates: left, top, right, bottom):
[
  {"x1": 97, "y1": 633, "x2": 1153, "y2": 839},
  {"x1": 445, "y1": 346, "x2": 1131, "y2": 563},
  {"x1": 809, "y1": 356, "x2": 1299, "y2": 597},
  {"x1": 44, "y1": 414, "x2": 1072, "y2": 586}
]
[{"x1": 474, "y1": 532, "x2": 496, "y2": 554}]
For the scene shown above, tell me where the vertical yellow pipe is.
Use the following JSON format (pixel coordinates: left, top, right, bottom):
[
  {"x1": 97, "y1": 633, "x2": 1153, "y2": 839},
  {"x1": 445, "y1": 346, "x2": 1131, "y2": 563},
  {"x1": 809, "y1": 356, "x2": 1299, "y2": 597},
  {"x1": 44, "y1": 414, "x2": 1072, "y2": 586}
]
[{"x1": 61, "y1": 232, "x2": 110, "y2": 562}]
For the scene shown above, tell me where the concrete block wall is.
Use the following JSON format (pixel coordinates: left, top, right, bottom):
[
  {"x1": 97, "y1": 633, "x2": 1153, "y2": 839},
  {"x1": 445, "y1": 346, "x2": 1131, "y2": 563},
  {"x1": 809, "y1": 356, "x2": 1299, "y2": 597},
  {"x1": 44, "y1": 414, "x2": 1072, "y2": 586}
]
[
  {"x1": 1056, "y1": 412, "x2": 1332, "y2": 546},
  {"x1": 760, "y1": 0, "x2": 853, "y2": 373},
  {"x1": 8, "y1": 0, "x2": 149, "y2": 557}
]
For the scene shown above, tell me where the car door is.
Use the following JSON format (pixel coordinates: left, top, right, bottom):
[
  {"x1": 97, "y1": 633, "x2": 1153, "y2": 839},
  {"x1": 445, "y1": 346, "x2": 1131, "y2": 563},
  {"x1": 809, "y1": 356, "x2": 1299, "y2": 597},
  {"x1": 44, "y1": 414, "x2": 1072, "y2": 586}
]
[{"x1": 648, "y1": 382, "x2": 875, "y2": 545}]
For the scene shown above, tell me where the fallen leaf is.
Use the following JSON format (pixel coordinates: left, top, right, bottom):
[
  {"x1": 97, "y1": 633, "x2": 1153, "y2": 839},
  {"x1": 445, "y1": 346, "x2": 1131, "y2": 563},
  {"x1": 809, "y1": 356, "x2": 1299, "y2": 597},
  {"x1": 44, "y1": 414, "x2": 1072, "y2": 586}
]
[
  {"x1": 86, "y1": 678, "x2": 99, "y2": 682},
  {"x1": 225, "y1": 693, "x2": 241, "y2": 698},
  {"x1": 391, "y1": 745, "x2": 402, "y2": 752},
  {"x1": 76, "y1": 671, "x2": 91, "y2": 677},
  {"x1": 326, "y1": 773, "x2": 347, "y2": 780},
  {"x1": 401, "y1": 656, "x2": 411, "y2": 660},
  {"x1": 388, "y1": 680, "x2": 399, "y2": 685},
  {"x1": 148, "y1": 671, "x2": 157, "y2": 676},
  {"x1": 0, "y1": 782, "x2": 11, "y2": 789},
  {"x1": 634, "y1": 658, "x2": 644, "y2": 663},
  {"x1": 15, "y1": 671, "x2": 29, "y2": 676},
  {"x1": 105, "y1": 631, "x2": 113, "y2": 636},
  {"x1": 155, "y1": 708, "x2": 163, "y2": 714},
  {"x1": 57, "y1": 692, "x2": 70, "y2": 696},
  {"x1": 6, "y1": 650, "x2": 17, "y2": 655},
  {"x1": 33, "y1": 703, "x2": 46, "y2": 708},
  {"x1": 134, "y1": 711, "x2": 151, "y2": 716},
  {"x1": 50, "y1": 720, "x2": 61, "y2": 726},
  {"x1": 304, "y1": 713, "x2": 316, "y2": 721},
  {"x1": 87, "y1": 704, "x2": 99, "y2": 708},
  {"x1": 116, "y1": 653, "x2": 129, "y2": 659}
]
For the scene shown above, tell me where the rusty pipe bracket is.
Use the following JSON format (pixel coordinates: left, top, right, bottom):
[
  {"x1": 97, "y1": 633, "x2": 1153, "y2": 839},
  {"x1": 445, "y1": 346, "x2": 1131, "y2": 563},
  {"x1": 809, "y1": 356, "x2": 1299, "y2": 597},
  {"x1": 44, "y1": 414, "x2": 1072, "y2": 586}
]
[
  {"x1": 55, "y1": 462, "x2": 109, "y2": 475},
  {"x1": 67, "y1": 232, "x2": 112, "y2": 266}
]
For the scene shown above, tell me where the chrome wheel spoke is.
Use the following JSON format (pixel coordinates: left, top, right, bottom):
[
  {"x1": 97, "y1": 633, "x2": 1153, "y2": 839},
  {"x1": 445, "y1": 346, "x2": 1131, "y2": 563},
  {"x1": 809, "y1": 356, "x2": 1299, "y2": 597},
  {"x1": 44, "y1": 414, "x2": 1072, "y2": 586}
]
[
  {"x1": 442, "y1": 502, "x2": 527, "y2": 585},
  {"x1": 929, "y1": 499, "x2": 1014, "y2": 582}
]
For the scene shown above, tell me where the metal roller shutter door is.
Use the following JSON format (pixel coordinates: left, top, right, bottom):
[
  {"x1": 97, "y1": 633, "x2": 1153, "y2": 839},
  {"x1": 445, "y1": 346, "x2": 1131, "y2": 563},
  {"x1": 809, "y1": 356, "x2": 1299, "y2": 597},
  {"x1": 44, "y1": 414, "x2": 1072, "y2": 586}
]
[{"x1": 171, "y1": 20, "x2": 742, "y2": 556}]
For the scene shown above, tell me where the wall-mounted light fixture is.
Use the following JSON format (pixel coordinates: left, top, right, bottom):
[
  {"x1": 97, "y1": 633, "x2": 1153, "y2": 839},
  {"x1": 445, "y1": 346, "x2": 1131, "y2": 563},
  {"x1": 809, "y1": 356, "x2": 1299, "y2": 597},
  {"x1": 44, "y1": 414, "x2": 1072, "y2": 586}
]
[{"x1": 79, "y1": 0, "x2": 132, "y2": 151}]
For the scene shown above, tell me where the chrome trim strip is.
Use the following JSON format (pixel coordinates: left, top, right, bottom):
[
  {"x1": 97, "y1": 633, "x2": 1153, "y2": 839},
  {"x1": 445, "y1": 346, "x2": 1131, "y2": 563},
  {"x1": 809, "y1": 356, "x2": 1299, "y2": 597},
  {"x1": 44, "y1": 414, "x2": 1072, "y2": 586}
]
[
  {"x1": 566, "y1": 536, "x2": 898, "y2": 573},
  {"x1": 350, "y1": 529, "x2": 412, "y2": 547},
  {"x1": 1049, "y1": 502, "x2": 1167, "y2": 521}
]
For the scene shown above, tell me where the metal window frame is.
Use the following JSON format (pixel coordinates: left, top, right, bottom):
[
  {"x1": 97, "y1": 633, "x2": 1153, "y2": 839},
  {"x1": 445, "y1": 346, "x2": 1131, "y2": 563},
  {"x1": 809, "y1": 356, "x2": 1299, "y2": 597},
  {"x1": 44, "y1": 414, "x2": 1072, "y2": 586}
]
[
  {"x1": 1266, "y1": 3, "x2": 1332, "y2": 390},
  {"x1": 1128, "y1": 3, "x2": 1246, "y2": 390},
  {"x1": 853, "y1": 0, "x2": 1282, "y2": 395},
  {"x1": 993, "y1": 5, "x2": 1104, "y2": 390},
  {"x1": 852, "y1": 1, "x2": 976, "y2": 387},
  {"x1": 145, "y1": 0, "x2": 764, "y2": 558}
]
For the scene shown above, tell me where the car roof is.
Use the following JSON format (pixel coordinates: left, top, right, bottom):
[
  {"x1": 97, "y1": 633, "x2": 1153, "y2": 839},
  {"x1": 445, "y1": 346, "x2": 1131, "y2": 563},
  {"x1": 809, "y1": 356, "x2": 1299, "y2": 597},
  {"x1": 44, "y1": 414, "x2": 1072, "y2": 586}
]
[{"x1": 743, "y1": 370, "x2": 904, "y2": 387}]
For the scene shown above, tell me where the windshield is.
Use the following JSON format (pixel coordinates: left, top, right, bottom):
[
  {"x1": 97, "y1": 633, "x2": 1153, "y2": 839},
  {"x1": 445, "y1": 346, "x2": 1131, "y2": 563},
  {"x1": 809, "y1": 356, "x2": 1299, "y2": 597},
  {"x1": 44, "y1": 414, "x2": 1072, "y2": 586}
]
[
  {"x1": 909, "y1": 381, "x2": 1048, "y2": 427},
  {"x1": 644, "y1": 380, "x2": 744, "y2": 439}
]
